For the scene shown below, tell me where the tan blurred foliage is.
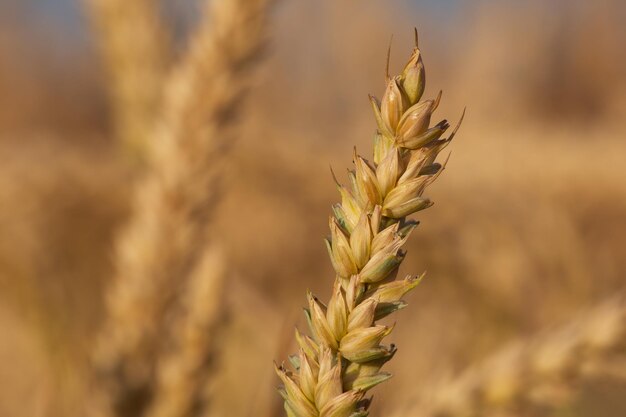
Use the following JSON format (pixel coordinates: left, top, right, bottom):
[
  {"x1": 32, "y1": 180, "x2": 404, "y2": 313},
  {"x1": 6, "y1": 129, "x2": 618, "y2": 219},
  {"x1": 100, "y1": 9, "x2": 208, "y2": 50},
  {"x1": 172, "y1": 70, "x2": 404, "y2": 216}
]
[{"x1": 0, "y1": 0, "x2": 625, "y2": 416}]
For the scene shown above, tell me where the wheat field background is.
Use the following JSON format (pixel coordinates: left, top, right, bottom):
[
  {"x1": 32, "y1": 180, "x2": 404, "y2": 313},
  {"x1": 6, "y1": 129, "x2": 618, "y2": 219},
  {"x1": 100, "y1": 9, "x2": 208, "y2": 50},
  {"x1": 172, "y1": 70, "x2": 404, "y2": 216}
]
[{"x1": 1, "y1": 1, "x2": 625, "y2": 417}]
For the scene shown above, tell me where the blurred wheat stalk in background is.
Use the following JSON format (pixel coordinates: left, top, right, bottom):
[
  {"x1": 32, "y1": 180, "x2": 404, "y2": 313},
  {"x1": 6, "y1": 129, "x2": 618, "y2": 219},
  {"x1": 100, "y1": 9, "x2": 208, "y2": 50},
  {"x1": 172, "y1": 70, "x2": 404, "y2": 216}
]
[
  {"x1": 392, "y1": 295, "x2": 626, "y2": 417},
  {"x1": 87, "y1": 0, "x2": 272, "y2": 416},
  {"x1": 88, "y1": 0, "x2": 171, "y2": 158},
  {"x1": 275, "y1": 35, "x2": 464, "y2": 417}
]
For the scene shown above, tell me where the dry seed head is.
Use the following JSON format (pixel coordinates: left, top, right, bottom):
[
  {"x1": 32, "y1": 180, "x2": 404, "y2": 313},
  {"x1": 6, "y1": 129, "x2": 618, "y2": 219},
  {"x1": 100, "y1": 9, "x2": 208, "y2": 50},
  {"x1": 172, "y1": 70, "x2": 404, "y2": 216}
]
[{"x1": 277, "y1": 37, "x2": 461, "y2": 416}]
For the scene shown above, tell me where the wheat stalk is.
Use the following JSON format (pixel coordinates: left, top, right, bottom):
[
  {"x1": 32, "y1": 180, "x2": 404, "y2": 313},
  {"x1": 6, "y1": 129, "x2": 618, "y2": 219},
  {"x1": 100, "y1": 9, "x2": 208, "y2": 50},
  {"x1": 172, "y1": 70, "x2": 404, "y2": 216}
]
[
  {"x1": 275, "y1": 32, "x2": 463, "y2": 417},
  {"x1": 91, "y1": 0, "x2": 272, "y2": 416},
  {"x1": 145, "y1": 245, "x2": 226, "y2": 417},
  {"x1": 86, "y1": 0, "x2": 171, "y2": 157},
  {"x1": 391, "y1": 294, "x2": 626, "y2": 417}
]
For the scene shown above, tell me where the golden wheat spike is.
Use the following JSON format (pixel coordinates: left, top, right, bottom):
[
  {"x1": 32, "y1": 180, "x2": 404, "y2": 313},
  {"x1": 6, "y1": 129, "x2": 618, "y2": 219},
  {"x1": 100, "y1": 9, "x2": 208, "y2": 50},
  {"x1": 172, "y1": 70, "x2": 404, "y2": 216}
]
[
  {"x1": 86, "y1": 0, "x2": 171, "y2": 158},
  {"x1": 90, "y1": 0, "x2": 273, "y2": 416},
  {"x1": 391, "y1": 295, "x2": 626, "y2": 417},
  {"x1": 275, "y1": 36, "x2": 463, "y2": 417}
]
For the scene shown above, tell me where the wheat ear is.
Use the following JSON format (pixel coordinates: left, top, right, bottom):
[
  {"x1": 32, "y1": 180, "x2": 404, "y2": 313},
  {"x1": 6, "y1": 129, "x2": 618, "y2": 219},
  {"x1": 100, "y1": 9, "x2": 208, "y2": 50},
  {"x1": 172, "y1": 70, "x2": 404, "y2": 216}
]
[
  {"x1": 275, "y1": 33, "x2": 463, "y2": 417},
  {"x1": 392, "y1": 295, "x2": 626, "y2": 417},
  {"x1": 86, "y1": 0, "x2": 170, "y2": 157},
  {"x1": 91, "y1": 0, "x2": 272, "y2": 415}
]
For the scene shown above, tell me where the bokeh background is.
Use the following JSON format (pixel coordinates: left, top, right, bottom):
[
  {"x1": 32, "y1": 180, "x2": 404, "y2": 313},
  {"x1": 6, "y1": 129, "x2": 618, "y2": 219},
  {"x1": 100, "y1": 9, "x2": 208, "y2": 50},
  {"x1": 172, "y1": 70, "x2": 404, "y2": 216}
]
[{"x1": 1, "y1": 0, "x2": 625, "y2": 416}]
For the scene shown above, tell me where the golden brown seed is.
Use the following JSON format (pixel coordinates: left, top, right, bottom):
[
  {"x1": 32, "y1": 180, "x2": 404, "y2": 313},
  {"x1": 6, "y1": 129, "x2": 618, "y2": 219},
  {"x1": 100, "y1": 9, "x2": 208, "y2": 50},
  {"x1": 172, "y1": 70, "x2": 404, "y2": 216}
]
[
  {"x1": 275, "y1": 364, "x2": 318, "y2": 417},
  {"x1": 327, "y1": 280, "x2": 348, "y2": 341},
  {"x1": 376, "y1": 148, "x2": 401, "y2": 197},
  {"x1": 369, "y1": 205, "x2": 383, "y2": 236},
  {"x1": 370, "y1": 223, "x2": 400, "y2": 255},
  {"x1": 350, "y1": 214, "x2": 372, "y2": 269},
  {"x1": 295, "y1": 328, "x2": 319, "y2": 364},
  {"x1": 315, "y1": 355, "x2": 343, "y2": 411},
  {"x1": 299, "y1": 350, "x2": 318, "y2": 402},
  {"x1": 309, "y1": 292, "x2": 339, "y2": 349},
  {"x1": 340, "y1": 325, "x2": 393, "y2": 358},
  {"x1": 329, "y1": 218, "x2": 358, "y2": 278},
  {"x1": 383, "y1": 175, "x2": 429, "y2": 209},
  {"x1": 369, "y1": 95, "x2": 393, "y2": 138},
  {"x1": 359, "y1": 250, "x2": 403, "y2": 283},
  {"x1": 354, "y1": 154, "x2": 382, "y2": 208},
  {"x1": 396, "y1": 99, "x2": 434, "y2": 141},
  {"x1": 347, "y1": 298, "x2": 378, "y2": 332},
  {"x1": 397, "y1": 120, "x2": 448, "y2": 150},
  {"x1": 401, "y1": 47, "x2": 426, "y2": 105},
  {"x1": 380, "y1": 77, "x2": 408, "y2": 133}
]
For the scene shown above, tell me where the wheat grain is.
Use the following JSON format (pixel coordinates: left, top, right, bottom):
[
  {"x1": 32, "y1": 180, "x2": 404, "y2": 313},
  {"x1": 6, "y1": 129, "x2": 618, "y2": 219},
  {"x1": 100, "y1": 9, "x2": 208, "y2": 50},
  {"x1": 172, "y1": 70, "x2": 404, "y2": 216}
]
[
  {"x1": 275, "y1": 32, "x2": 463, "y2": 417},
  {"x1": 90, "y1": 0, "x2": 273, "y2": 416},
  {"x1": 391, "y1": 294, "x2": 626, "y2": 417}
]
